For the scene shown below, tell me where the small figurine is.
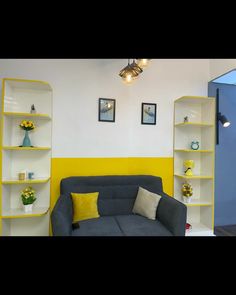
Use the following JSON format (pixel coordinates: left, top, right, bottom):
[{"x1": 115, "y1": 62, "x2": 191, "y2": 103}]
[
  {"x1": 184, "y1": 160, "x2": 195, "y2": 176},
  {"x1": 30, "y1": 104, "x2": 36, "y2": 114},
  {"x1": 191, "y1": 141, "x2": 199, "y2": 150},
  {"x1": 184, "y1": 116, "x2": 189, "y2": 123}
]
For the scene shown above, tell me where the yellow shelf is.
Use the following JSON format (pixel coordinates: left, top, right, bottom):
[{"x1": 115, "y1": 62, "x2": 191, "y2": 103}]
[
  {"x1": 175, "y1": 122, "x2": 214, "y2": 127},
  {"x1": 2, "y1": 146, "x2": 51, "y2": 151},
  {"x1": 174, "y1": 149, "x2": 213, "y2": 153},
  {"x1": 175, "y1": 174, "x2": 213, "y2": 179},
  {"x1": 3, "y1": 78, "x2": 52, "y2": 91},
  {"x1": 175, "y1": 96, "x2": 215, "y2": 103},
  {"x1": 4, "y1": 112, "x2": 51, "y2": 120},
  {"x1": 179, "y1": 200, "x2": 212, "y2": 207},
  {"x1": 1, "y1": 207, "x2": 49, "y2": 219},
  {"x1": 185, "y1": 223, "x2": 214, "y2": 236},
  {"x1": 1, "y1": 177, "x2": 50, "y2": 185}
]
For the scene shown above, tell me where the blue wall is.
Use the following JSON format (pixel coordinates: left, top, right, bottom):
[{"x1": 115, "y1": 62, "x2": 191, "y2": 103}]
[{"x1": 208, "y1": 82, "x2": 236, "y2": 226}]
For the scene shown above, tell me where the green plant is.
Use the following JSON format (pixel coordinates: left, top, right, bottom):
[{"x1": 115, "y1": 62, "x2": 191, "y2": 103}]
[{"x1": 21, "y1": 186, "x2": 36, "y2": 205}]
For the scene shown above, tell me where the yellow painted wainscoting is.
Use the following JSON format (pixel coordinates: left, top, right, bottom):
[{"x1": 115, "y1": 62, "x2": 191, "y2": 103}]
[{"x1": 50, "y1": 157, "x2": 174, "y2": 211}]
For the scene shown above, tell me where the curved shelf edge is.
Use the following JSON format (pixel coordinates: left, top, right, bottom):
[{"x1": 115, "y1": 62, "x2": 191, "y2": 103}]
[{"x1": 1, "y1": 207, "x2": 50, "y2": 219}]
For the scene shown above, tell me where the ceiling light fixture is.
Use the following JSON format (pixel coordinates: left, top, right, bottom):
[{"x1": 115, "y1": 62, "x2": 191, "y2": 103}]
[
  {"x1": 137, "y1": 59, "x2": 151, "y2": 69},
  {"x1": 119, "y1": 59, "x2": 141, "y2": 84}
]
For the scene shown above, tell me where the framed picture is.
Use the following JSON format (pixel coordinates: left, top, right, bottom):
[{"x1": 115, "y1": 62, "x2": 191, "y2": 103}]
[
  {"x1": 98, "y1": 98, "x2": 116, "y2": 122},
  {"x1": 141, "y1": 103, "x2": 157, "y2": 125}
]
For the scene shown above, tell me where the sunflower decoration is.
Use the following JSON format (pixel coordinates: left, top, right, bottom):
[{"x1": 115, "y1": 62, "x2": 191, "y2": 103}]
[{"x1": 19, "y1": 120, "x2": 36, "y2": 131}]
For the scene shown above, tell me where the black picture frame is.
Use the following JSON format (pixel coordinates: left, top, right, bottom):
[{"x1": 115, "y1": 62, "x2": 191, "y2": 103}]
[
  {"x1": 98, "y1": 98, "x2": 116, "y2": 122},
  {"x1": 141, "y1": 103, "x2": 157, "y2": 125}
]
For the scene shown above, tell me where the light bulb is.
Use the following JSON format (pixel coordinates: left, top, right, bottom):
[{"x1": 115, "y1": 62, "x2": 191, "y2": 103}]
[
  {"x1": 137, "y1": 59, "x2": 150, "y2": 69},
  {"x1": 223, "y1": 121, "x2": 230, "y2": 127},
  {"x1": 123, "y1": 74, "x2": 134, "y2": 84}
]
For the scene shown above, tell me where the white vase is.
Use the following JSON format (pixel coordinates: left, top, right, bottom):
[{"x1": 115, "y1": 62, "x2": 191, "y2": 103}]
[
  {"x1": 24, "y1": 204, "x2": 33, "y2": 212},
  {"x1": 183, "y1": 196, "x2": 192, "y2": 203}
]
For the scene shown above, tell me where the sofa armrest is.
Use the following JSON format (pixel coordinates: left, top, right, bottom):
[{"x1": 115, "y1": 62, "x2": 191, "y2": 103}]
[
  {"x1": 156, "y1": 192, "x2": 187, "y2": 236},
  {"x1": 51, "y1": 194, "x2": 73, "y2": 236}
]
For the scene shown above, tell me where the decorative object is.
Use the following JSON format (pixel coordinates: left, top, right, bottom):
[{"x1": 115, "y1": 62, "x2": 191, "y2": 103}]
[
  {"x1": 28, "y1": 172, "x2": 34, "y2": 180},
  {"x1": 182, "y1": 182, "x2": 193, "y2": 203},
  {"x1": 18, "y1": 172, "x2": 26, "y2": 181},
  {"x1": 30, "y1": 104, "x2": 36, "y2": 114},
  {"x1": 186, "y1": 223, "x2": 192, "y2": 233},
  {"x1": 21, "y1": 186, "x2": 36, "y2": 212},
  {"x1": 141, "y1": 103, "x2": 156, "y2": 125},
  {"x1": 19, "y1": 120, "x2": 35, "y2": 147},
  {"x1": 132, "y1": 187, "x2": 162, "y2": 220},
  {"x1": 71, "y1": 192, "x2": 100, "y2": 222},
  {"x1": 216, "y1": 88, "x2": 230, "y2": 145},
  {"x1": 191, "y1": 141, "x2": 199, "y2": 150},
  {"x1": 98, "y1": 98, "x2": 116, "y2": 122},
  {"x1": 184, "y1": 160, "x2": 195, "y2": 176},
  {"x1": 184, "y1": 116, "x2": 189, "y2": 123}
]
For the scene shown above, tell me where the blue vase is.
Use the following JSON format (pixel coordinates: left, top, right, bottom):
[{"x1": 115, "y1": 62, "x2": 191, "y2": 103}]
[{"x1": 22, "y1": 130, "x2": 31, "y2": 147}]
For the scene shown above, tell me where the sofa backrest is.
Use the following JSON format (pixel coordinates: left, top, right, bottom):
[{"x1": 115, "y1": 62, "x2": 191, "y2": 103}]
[{"x1": 60, "y1": 175, "x2": 163, "y2": 216}]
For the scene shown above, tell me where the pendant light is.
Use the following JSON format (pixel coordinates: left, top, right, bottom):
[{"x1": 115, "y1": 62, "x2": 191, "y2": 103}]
[
  {"x1": 119, "y1": 59, "x2": 140, "y2": 84},
  {"x1": 137, "y1": 59, "x2": 151, "y2": 69},
  {"x1": 130, "y1": 59, "x2": 143, "y2": 75}
]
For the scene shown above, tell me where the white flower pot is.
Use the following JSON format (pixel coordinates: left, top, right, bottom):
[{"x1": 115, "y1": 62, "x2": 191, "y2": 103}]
[
  {"x1": 183, "y1": 196, "x2": 192, "y2": 203},
  {"x1": 23, "y1": 204, "x2": 33, "y2": 212}
]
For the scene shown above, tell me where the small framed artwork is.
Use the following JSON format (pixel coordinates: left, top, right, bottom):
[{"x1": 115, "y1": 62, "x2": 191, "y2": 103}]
[
  {"x1": 98, "y1": 98, "x2": 116, "y2": 122},
  {"x1": 141, "y1": 103, "x2": 157, "y2": 125}
]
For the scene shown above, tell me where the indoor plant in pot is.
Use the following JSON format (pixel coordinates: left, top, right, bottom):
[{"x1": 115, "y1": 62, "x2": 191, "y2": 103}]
[
  {"x1": 19, "y1": 120, "x2": 36, "y2": 147},
  {"x1": 182, "y1": 182, "x2": 193, "y2": 203},
  {"x1": 21, "y1": 186, "x2": 36, "y2": 212}
]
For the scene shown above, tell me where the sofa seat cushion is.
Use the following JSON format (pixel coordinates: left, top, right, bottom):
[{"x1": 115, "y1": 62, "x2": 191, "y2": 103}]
[
  {"x1": 72, "y1": 216, "x2": 123, "y2": 236},
  {"x1": 115, "y1": 215, "x2": 173, "y2": 236}
]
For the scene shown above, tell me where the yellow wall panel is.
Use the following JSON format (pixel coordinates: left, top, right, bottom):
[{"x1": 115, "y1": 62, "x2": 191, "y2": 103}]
[{"x1": 50, "y1": 157, "x2": 174, "y2": 211}]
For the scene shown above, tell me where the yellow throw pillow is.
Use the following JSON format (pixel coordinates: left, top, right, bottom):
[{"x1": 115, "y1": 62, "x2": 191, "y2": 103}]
[{"x1": 71, "y1": 192, "x2": 100, "y2": 222}]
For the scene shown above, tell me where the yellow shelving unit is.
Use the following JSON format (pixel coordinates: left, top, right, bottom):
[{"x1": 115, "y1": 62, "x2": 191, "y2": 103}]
[
  {"x1": 174, "y1": 149, "x2": 213, "y2": 153},
  {"x1": 1, "y1": 177, "x2": 50, "y2": 185},
  {"x1": 0, "y1": 78, "x2": 52, "y2": 236},
  {"x1": 175, "y1": 122, "x2": 214, "y2": 127},
  {"x1": 4, "y1": 112, "x2": 51, "y2": 120},
  {"x1": 173, "y1": 96, "x2": 215, "y2": 236},
  {"x1": 2, "y1": 146, "x2": 51, "y2": 150}
]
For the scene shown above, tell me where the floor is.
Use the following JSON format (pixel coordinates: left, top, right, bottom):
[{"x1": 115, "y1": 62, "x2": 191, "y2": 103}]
[{"x1": 214, "y1": 225, "x2": 236, "y2": 236}]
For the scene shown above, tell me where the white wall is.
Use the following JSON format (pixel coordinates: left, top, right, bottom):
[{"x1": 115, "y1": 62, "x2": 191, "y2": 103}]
[
  {"x1": 0, "y1": 59, "x2": 210, "y2": 158},
  {"x1": 210, "y1": 59, "x2": 236, "y2": 80}
]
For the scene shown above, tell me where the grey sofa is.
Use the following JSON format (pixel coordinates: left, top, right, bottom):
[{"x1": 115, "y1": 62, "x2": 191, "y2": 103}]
[{"x1": 51, "y1": 175, "x2": 187, "y2": 236}]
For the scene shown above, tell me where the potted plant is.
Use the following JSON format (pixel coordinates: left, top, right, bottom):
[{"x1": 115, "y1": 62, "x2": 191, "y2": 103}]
[
  {"x1": 182, "y1": 182, "x2": 193, "y2": 203},
  {"x1": 19, "y1": 120, "x2": 36, "y2": 147},
  {"x1": 21, "y1": 186, "x2": 36, "y2": 212}
]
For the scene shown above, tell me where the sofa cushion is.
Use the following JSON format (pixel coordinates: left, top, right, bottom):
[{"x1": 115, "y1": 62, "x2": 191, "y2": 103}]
[
  {"x1": 115, "y1": 215, "x2": 173, "y2": 236},
  {"x1": 132, "y1": 187, "x2": 162, "y2": 220},
  {"x1": 72, "y1": 185, "x2": 138, "y2": 216},
  {"x1": 71, "y1": 192, "x2": 100, "y2": 222},
  {"x1": 72, "y1": 216, "x2": 123, "y2": 236}
]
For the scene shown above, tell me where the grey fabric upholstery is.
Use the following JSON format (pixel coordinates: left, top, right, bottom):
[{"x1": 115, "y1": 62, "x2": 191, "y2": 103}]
[
  {"x1": 72, "y1": 216, "x2": 123, "y2": 236},
  {"x1": 156, "y1": 192, "x2": 187, "y2": 236},
  {"x1": 51, "y1": 194, "x2": 73, "y2": 236},
  {"x1": 51, "y1": 175, "x2": 187, "y2": 236},
  {"x1": 115, "y1": 215, "x2": 173, "y2": 236}
]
